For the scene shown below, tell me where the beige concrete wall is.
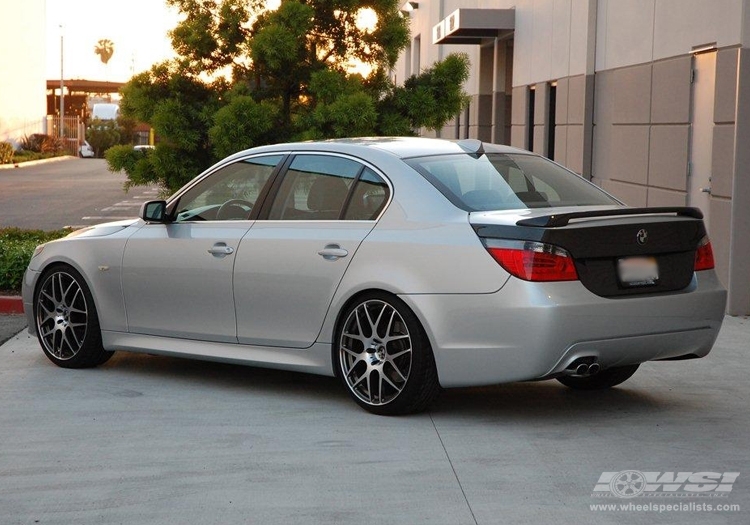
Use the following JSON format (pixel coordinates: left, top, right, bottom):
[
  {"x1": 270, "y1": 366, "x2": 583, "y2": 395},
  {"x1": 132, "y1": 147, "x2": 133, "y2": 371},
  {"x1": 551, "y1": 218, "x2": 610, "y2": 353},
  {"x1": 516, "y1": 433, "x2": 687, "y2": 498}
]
[
  {"x1": 0, "y1": 0, "x2": 47, "y2": 144},
  {"x1": 725, "y1": 47, "x2": 750, "y2": 314},
  {"x1": 596, "y1": 0, "x2": 744, "y2": 70},
  {"x1": 591, "y1": 56, "x2": 692, "y2": 208}
]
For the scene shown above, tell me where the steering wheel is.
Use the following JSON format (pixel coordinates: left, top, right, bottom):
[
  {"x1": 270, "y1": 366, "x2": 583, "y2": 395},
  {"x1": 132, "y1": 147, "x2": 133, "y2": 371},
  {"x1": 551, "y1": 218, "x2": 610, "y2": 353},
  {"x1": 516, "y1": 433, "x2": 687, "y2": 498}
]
[{"x1": 216, "y1": 199, "x2": 253, "y2": 220}]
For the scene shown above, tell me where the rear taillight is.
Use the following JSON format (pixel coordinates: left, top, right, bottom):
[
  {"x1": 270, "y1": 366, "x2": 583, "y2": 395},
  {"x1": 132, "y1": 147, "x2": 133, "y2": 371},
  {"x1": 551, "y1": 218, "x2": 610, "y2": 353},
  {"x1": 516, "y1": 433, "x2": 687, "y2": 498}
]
[
  {"x1": 484, "y1": 240, "x2": 578, "y2": 282},
  {"x1": 694, "y1": 236, "x2": 715, "y2": 271}
]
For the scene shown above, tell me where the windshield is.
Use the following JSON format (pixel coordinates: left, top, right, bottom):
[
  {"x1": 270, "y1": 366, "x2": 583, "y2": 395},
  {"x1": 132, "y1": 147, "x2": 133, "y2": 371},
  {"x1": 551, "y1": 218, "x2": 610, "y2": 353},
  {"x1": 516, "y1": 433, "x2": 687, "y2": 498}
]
[{"x1": 406, "y1": 153, "x2": 621, "y2": 211}]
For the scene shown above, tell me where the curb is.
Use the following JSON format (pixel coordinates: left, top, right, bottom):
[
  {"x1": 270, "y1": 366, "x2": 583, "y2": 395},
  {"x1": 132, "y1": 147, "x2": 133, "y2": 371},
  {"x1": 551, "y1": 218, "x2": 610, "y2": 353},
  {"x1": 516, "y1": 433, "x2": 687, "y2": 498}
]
[
  {"x1": 0, "y1": 296, "x2": 24, "y2": 314},
  {"x1": 0, "y1": 155, "x2": 77, "y2": 170}
]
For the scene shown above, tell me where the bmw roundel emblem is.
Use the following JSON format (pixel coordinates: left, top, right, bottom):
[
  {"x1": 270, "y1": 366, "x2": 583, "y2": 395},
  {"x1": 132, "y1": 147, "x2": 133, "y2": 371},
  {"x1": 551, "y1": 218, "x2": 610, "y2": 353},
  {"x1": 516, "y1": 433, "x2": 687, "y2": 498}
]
[{"x1": 636, "y1": 229, "x2": 648, "y2": 245}]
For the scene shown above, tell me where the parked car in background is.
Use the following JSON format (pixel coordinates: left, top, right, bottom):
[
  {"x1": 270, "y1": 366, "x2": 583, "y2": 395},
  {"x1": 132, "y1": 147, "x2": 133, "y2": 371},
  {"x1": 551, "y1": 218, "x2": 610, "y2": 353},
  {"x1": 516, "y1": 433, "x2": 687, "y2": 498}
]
[
  {"x1": 78, "y1": 140, "x2": 95, "y2": 158},
  {"x1": 22, "y1": 138, "x2": 727, "y2": 415}
]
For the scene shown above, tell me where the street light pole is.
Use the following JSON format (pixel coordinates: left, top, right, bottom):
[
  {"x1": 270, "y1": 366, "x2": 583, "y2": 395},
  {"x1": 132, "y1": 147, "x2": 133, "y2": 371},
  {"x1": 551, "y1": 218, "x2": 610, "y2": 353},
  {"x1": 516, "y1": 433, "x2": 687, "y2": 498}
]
[{"x1": 60, "y1": 25, "x2": 64, "y2": 139}]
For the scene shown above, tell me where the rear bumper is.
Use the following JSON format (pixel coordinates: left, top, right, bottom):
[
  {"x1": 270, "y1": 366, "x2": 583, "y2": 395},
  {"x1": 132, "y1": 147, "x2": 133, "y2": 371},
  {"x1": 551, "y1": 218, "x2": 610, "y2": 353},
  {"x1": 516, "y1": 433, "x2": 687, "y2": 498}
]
[{"x1": 401, "y1": 270, "x2": 727, "y2": 388}]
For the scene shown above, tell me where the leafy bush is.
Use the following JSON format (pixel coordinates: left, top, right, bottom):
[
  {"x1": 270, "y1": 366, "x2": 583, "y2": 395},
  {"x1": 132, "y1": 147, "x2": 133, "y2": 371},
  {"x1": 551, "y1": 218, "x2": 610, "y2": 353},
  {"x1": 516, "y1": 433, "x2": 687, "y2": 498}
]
[
  {"x1": 0, "y1": 142, "x2": 13, "y2": 164},
  {"x1": 0, "y1": 228, "x2": 71, "y2": 293},
  {"x1": 19, "y1": 134, "x2": 64, "y2": 154},
  {"x1": 10, "y1": 151, "x2": 58, "y2": 163},
  {"x1": 40, "y1": 135, "x2": 64, "y2": 154},
  {"x1": 20, "y1": 134, "x2": 47, "y2": 153},
  {"x1": 87, "y1": 118, "x2": 121, "y2": 157}
]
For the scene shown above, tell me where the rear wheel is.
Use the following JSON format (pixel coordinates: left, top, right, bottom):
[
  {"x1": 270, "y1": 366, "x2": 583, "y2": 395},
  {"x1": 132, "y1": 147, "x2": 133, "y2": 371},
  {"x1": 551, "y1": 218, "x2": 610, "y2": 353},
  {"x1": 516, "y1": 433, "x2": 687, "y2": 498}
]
[
  {"x1": 34, "y1": 264, "x2": 113, "y2": 368},
  {"x1": 557, "y1": 364, "x2": 639, "y2": 390},
  {"x1": 335, "y1": 292, "x2": 439, "y2": 415}
]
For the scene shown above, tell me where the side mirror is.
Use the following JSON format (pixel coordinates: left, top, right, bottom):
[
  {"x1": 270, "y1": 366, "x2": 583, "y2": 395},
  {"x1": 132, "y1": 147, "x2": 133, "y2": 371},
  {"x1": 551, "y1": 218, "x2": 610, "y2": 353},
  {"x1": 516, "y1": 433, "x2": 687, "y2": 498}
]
[{"x1": 140, "y1": 200, "x2": 169, "y2": 223}]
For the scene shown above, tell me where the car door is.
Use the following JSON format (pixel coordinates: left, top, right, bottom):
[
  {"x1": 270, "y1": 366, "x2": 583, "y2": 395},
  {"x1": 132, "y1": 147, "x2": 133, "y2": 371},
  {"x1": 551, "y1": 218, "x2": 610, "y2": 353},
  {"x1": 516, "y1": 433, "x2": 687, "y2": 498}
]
[
  {"x1": 121, "y1": 154, "x2": 284, "y2": 343},
  {"x1": 234, "y1": 153, "x2": 390, "y2": 348}
]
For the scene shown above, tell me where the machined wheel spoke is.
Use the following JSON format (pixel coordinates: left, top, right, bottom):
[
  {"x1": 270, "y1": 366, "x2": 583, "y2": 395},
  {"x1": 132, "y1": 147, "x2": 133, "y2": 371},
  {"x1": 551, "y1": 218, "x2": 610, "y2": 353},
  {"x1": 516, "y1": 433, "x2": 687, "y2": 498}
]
[
  {"x1": 362, "y1": 304, "x2": 376, "y2": 332},
  {"x1": 367, "y1": 372, "x2": 375, "y2": 403},
  {"x1": 68, "y1": 287, "x2": 83, "y2": 307},
  {"x1": 381, "y1": 371, "x2": 401, "y2": 392},
  {"x1": 342, "y1": 346, "x2": 363, "y2": 361},
  {"x1": 67, "y1": 328, "x2": 82, "y2": 348},
  {"x1": 63, "y1": 280, "x2": 77, "y2": 302},
  {"x1": 342, "y1": 331, "x2": 366, "y2": 343},
  {"x1": 388, "y1": 348, "x2": 411, "y2": 360},
  {"x1": 41, "y1": 289, "x2": 56, "y2": 304},
  {"x1": 371, "y1": 303, "x2": 388, "y2": 337},
  {"x1": 350, "y1": 371, "x2": 367, "y2": 387},
  {"x1": 387, "y1": 361, "x2": 408, "y2": 383},
  {"x1": 384, "y1": 309, "x2": 396, "y2": 338},
  {"x1": 55, "y1": 274, "x2": 65, "y2": 301},
  {"x1": 62, "y1": 331, "x2": 76, "y2": 352}
]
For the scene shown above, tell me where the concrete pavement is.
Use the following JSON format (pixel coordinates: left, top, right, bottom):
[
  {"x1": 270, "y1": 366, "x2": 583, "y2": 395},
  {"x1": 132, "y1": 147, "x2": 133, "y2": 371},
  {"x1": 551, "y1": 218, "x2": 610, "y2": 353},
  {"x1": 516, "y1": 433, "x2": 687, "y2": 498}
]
[
  {"x1": 0, "y1": 317, "x2": 748, "y2": 524},
  {"x1": 0, "y1": 157, "x2": 160, "y2": 230}
]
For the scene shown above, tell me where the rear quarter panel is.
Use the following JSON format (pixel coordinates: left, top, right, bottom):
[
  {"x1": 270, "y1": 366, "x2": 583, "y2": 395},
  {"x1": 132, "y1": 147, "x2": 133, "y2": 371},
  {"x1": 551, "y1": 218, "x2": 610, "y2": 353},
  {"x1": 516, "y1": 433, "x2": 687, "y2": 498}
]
[{"x1": 317, "y1": 153, "x2": 511, "y2": 345}]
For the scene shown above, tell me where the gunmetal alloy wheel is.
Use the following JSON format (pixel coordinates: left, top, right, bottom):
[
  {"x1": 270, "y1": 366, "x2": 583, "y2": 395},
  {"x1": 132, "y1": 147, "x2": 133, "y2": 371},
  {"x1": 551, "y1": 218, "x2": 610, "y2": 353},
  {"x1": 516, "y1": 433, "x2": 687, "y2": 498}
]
[
  {"x1": 336, "y1": 293, "x2": 439, "y2": 415},
  {"x1": 34, "y1": 265, "x2": 112, "y2": 368},
  {"x1": 37, "y1": 270, "x2": 88, "y2": 360}
]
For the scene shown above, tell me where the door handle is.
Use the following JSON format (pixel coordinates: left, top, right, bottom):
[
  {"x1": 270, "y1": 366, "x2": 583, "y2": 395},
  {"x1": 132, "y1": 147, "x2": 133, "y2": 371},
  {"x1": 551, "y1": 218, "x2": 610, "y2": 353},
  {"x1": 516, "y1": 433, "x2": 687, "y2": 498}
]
[
  {"x1": 318, "y1": 244, "x2": 349, "y2": 261},
  {"x1": 208, "y1": 243, "x2": 234, "y2": 257}
]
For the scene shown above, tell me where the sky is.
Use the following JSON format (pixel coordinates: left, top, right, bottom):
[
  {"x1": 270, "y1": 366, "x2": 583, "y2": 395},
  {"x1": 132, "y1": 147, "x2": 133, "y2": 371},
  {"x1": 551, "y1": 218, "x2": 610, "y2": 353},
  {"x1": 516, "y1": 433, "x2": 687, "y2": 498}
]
[
  {"x1": 45, "y1": 0, "x2": 376, "y2": 83},
  {"x1": 45, "y1": 0, "x2": 181, "y2": 83}
]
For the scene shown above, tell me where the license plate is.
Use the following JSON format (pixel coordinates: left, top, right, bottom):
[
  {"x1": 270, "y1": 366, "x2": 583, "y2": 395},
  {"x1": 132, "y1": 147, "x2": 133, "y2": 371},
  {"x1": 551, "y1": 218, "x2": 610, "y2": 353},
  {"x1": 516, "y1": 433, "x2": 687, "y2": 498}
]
[{"x1": 618, "y1": 256, "x2": 659, "y2": 286}]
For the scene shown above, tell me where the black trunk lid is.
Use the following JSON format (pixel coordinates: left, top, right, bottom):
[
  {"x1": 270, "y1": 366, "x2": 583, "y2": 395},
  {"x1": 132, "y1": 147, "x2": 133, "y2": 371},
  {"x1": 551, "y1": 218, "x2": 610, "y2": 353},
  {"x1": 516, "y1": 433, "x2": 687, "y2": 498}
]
[{"x1": 472, "y1": 207, "x2": 706, "y2": 297}]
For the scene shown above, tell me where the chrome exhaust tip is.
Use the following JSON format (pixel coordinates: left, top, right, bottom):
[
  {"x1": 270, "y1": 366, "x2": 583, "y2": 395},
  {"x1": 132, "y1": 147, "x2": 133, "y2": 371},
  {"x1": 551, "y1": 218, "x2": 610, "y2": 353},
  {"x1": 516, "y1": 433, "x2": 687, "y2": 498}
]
[{"x1": 565, "y1": 357, "x2": 600, "y2": 377}]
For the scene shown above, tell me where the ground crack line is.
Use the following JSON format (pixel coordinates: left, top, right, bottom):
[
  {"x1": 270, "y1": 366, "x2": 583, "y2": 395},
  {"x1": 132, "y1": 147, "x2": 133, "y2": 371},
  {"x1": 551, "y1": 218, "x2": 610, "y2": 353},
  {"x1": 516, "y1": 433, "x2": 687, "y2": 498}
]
[{"x1": 429, "y1": 413, "x2": 479, "y2": 525}]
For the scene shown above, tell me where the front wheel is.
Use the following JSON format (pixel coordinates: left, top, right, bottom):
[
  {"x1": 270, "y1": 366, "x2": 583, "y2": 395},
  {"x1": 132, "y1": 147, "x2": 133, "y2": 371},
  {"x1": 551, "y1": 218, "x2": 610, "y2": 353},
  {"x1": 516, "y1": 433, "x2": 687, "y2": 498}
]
[
  {"x1": 334, "y1": 293, "x2": 439, "y2": 415},
  {"x1": 557, "y1": 364, "x2": 640, "y2": 390},
  {"x1": 34, "y1": 264, "x2": 113, "y2": 368}
]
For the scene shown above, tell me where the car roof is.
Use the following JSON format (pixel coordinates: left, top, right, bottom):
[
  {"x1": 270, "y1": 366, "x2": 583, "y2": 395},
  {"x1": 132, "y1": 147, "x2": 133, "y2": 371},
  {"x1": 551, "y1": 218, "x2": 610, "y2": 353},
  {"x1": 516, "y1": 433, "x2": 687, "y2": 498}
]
[{"x1": 227, "y1": 137, "x2": 530, "y2": 162}]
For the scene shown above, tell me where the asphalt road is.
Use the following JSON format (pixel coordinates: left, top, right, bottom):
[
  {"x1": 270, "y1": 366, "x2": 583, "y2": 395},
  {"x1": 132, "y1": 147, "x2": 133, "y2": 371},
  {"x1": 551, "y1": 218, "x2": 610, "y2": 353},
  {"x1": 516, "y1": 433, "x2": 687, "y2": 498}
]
[
  {"x1": 0, "y1": 316, "x2": 748, "y2": 524},
  {"x1": 0, "y1": 158, "x2": 161, "y2": 230}
]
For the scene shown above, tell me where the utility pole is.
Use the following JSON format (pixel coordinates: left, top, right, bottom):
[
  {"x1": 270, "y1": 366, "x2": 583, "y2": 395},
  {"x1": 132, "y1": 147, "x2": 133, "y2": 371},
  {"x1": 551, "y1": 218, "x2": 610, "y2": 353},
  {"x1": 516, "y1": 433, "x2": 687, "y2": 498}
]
[{"x1": 59, "y1": 25, "x2": 65, "y2": 139}]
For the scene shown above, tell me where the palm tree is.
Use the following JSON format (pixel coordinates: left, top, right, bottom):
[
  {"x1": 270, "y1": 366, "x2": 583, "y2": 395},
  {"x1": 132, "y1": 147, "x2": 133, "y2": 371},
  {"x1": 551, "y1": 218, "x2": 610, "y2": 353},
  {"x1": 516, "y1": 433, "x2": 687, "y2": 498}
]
[{"x1": 94, "y1": 39, "x2": 115, "y2": 65}]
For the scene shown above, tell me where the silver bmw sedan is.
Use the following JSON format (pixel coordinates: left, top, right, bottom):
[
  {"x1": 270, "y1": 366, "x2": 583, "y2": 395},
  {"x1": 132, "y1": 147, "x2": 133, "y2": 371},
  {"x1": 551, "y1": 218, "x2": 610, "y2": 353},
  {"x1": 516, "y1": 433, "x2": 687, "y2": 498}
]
[{"x1": 23, "y1": 138, "x2": 727, "y2": 415}]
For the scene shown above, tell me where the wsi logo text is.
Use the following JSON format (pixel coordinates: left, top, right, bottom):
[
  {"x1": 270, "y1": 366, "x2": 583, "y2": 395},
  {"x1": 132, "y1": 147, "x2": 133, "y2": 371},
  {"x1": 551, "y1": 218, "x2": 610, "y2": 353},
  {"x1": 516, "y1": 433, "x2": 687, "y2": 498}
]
[{"x1": 592, "y1": 471, "x2": 740, "y2": 499}]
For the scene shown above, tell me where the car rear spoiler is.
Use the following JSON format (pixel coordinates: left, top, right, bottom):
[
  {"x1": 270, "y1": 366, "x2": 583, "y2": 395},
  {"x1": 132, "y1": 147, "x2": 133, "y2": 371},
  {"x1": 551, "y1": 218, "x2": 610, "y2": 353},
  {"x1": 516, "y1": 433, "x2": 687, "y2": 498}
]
[{"x1": 515, "y1": 207, "x2": 704, "y2": 228}]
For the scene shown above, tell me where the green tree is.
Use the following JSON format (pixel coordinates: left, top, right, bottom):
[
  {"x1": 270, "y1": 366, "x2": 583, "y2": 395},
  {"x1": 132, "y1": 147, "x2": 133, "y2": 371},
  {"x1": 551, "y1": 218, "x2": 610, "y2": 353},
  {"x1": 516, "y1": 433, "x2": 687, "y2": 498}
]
[
  {"x1": 86, "y1": 118, "x2": 121, "y2": 158},
  {"x1": 108, "y1": 0, "x2": 470, "y2": 193}
]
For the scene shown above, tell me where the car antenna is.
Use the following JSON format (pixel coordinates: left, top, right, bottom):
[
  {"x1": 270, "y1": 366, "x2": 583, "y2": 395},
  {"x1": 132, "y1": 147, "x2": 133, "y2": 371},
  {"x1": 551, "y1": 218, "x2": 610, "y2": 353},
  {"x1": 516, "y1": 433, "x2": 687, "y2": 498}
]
[{"x1": 457, "y1": 139, "x2": 485, "y2": 158}]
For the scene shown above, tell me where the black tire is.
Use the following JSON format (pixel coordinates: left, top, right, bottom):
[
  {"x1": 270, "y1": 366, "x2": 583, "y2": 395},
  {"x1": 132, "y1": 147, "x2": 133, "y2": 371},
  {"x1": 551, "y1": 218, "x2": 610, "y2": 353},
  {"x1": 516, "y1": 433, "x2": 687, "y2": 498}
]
[
  {"x1": 34, "y1": 264, "x2": 113, "y2": 368},
  {"x1": 557, "y1": 364, "x2": 640, "y2": 390},
  {"x1": 334, "y1": 292, "x2": 439, "y2": 415}
]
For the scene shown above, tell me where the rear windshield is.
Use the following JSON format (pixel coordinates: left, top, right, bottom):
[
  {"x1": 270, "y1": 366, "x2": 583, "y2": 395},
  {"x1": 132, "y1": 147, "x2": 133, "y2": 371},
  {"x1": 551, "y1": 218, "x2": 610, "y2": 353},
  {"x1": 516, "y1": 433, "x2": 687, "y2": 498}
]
[{"x1": 406, "y1": 153, "x2": 620, "y2": 211}]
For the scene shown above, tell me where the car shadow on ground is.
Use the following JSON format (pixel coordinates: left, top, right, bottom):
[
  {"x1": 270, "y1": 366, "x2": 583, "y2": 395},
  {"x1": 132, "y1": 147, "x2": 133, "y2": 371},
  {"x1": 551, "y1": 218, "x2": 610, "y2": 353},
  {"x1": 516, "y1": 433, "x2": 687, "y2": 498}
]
[
  {"x1": 81, "y1": 351, "x2": 688, "y2": 420},
  {"x1": 432, "y1": 381, "x2": 676, "y2": 420}
]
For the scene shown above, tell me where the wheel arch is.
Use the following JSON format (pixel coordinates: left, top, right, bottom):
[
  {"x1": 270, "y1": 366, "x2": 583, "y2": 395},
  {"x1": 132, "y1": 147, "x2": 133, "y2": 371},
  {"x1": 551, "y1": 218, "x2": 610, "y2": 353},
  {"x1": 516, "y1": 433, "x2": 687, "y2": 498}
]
[
  {"x1": 327, "y1": 287, "x2": 437, "y2": 381},
  {"x1": 33, "y1": 257, "x2": 101, "y2": 313}
]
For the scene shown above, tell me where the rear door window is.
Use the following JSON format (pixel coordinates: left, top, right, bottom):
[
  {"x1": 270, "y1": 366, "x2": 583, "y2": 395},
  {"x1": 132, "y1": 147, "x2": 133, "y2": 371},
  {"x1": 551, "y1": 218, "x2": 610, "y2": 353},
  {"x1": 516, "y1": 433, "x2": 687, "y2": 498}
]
[{"x1": 266, "y1": 155, "x2": 390, "y2": 220}]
